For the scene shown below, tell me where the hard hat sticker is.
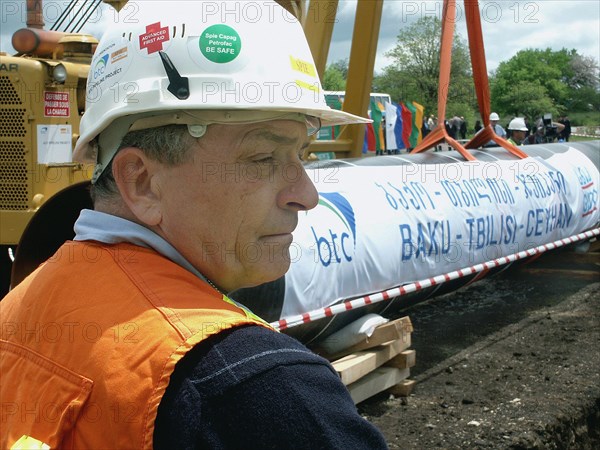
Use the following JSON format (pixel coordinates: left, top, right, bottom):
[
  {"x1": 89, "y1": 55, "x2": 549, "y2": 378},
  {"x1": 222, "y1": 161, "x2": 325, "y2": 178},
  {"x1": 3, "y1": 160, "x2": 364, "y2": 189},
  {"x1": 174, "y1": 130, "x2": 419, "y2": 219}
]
[
  {"x1": 86, "y1": 40, "x2": 133, "y2": 103},
  {"x1": 200, "y1": 24, "x2": 241, "y2": 63},
  {"x1": 139, "y1": 22, "x2": 170, "y2": 54},
  {"x1": 290, "y1": 56, "x2": 316, "y2": 78},
  {"x1": 295, "y1": 79, "x2": 320, "y2": 93}
]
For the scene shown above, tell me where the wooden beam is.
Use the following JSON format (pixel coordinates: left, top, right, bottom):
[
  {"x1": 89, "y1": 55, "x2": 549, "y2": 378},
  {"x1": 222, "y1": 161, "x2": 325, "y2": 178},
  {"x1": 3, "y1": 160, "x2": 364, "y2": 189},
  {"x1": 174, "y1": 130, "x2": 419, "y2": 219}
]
[
  {"x1": 332, "y1": 339, "x2": 412, "y2": 385},
  {"x1": 387, "y1": 379, "x2": 417, "y2": 397},
  {"x1": 347, "y1": 367, "x2": 410, "y2": 404},
  {"x1": 317, "y1": 316, "x2": 413, "y2": 360},
  {"x1": 385, "y1": 350, "x2": 416, "y2": 370},
  {"x1": 342, "y1": 316, "x2": 413, "y2": 354}
]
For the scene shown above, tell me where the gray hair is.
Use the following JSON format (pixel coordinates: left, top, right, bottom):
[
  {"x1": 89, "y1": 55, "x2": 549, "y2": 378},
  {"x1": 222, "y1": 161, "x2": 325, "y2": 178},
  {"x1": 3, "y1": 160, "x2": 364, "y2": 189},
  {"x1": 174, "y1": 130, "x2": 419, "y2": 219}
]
[{"x1": 91, "y1": 125, "x2": 196, "y2": 203}]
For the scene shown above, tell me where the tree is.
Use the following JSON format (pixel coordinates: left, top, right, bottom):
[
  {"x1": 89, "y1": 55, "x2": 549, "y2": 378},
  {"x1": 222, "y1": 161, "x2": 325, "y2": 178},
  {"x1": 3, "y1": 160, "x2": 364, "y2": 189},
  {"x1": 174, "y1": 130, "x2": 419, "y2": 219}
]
[
  {"x1": 567, "y1": 53, "x2": 599, "y2": 90},
  {"x1": 322, "y1": 63, "x2": 346, "y2": 91},
  {"x1": 329, "y1": 58, "x2": 349, "y2": 79},
  {"x1": 373, "y1": 16, "x2": 474, "y2": 116},
  {"x1": 491, "y1": 48, "x2": 599, "y2": 116},
  {"x1": 565, "y1": 53, "x2": 600, "y2": 111},
  {"x1": 372, "y1": 66, "x2": 418, "y2": 107},
  {"x1": 569, "y1": 85, "x2": 600, "y2": 112},
  {"x1": 494, "y1": 80, "x2": 556, "y2": 120}
]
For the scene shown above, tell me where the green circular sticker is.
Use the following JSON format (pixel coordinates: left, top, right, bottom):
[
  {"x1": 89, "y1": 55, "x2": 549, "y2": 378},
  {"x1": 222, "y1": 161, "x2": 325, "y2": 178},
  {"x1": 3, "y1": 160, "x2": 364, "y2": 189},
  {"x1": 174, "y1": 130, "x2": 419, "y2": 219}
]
[{"x1": 200, "y1": 24, "x2": 241, "y2": 63}]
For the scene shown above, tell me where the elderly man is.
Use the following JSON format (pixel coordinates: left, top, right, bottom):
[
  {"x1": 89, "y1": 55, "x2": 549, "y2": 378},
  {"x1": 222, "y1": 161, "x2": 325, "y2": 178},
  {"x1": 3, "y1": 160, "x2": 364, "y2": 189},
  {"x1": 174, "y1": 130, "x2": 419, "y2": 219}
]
[{"x1": 0, "y1": 2, "x2": 387, "y2": 449}]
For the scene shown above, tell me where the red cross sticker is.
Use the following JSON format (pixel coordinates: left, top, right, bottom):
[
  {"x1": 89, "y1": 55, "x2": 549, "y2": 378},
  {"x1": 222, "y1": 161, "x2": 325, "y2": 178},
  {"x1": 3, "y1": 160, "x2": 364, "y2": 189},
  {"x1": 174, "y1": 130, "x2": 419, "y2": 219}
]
[{"x1": 139, "y1": 22, "x2": 170, "y2": 54}]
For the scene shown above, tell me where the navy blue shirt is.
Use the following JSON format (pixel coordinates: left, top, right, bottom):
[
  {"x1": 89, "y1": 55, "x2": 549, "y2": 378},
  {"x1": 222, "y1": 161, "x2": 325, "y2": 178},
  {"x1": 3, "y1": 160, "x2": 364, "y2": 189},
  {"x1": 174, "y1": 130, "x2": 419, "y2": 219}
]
[{"x1": 154, "y1": 325, "x2": 388, "y2": 449}]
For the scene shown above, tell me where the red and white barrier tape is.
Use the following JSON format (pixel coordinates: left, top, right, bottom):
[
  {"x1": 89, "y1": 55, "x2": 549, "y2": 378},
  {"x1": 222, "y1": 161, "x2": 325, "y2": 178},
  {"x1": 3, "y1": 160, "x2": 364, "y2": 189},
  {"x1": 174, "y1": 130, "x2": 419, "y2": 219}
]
[{"x1": 272, "y1": 228, "x2": 600, "y2": 331}]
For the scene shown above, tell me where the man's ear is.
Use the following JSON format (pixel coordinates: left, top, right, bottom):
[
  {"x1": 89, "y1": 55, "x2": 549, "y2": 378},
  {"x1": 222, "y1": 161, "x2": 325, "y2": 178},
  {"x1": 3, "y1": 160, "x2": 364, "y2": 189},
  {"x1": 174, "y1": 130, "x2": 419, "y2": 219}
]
[{"x1": 112, "y1": 147, "x2": 162, "y2": 226}]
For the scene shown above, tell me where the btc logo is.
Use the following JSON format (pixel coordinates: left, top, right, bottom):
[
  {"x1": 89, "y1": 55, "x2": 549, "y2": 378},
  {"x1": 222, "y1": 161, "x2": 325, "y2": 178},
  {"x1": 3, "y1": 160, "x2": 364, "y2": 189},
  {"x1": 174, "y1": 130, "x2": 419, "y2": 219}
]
[
  {"x1": 93, "y1": 54, "x2": 109, "y2": 80},
  {"x1": 311, "y1": 192, "x2": 356, "y2": 267}
]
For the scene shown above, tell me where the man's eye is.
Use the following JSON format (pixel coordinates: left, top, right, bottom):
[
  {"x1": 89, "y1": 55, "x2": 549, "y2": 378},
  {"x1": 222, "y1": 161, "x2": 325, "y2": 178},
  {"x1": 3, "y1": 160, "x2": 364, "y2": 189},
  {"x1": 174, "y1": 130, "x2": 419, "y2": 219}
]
[{"x1": 254, "y1": 156, "x2": 275, "y2": 164}]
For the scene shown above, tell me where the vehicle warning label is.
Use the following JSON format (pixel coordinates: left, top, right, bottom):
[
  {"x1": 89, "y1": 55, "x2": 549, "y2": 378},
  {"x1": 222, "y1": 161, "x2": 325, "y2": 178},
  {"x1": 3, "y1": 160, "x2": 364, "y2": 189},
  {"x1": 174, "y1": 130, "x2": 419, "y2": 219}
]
[{"x1": 44, "y1": 91, "x2": 70, "y2": 117}]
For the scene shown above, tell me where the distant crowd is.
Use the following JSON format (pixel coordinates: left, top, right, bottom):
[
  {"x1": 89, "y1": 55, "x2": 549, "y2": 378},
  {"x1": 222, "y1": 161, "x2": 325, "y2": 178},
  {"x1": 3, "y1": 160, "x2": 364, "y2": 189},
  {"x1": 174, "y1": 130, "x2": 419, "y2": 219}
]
[
  {"x1": 489, "y1": 113, "x2": 571, "y2": 146},
  {"x1": 421, "y1": 113, "x2": 572, "y2": 148}
]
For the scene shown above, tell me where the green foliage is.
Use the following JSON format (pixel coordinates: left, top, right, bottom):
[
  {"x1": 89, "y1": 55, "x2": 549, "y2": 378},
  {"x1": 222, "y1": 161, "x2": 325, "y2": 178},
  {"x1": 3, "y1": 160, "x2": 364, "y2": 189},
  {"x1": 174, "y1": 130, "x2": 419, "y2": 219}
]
[
  {"x1": 372, "y1": 66, "x2": 418, "y2": 107},
  {"x1": 373, "y1": 16, "x2": 475, "y2": 116},
  {"x1": 447, "y1": 103, "x2": 475, "y2": 126},
  {"x1": 329, "y1": 58, "x2": 349, "y2": 79},
  {"x1": 567, "y1": 111, "x2": 600, "y2": 127},
  {"x1": 492, "y1": 79, "x2": 556, "y2": 120},
  {"x1": 568, "y1": 85, "x2": 600, "y2": 112},
  {"x1": 322, "y1": 62, "x2": 347, "y2": 91},
  {"x1": 491, "y1": 48, "x2": 599, "y2": 118}
]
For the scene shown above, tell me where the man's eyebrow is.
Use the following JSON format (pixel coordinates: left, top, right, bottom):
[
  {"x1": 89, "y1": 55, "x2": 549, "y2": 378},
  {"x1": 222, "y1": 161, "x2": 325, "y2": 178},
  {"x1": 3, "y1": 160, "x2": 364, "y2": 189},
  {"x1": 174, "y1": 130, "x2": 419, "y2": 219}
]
[{"x1": 252, "y1": 130, "x2": 303, "y2": 146}]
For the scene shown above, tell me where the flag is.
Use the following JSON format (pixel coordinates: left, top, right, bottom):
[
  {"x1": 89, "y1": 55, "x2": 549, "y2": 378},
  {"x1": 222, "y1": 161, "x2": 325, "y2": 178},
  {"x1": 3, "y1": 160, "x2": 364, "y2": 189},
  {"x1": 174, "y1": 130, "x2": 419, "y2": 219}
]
[
  {"x1": 412, "y1": 101, "x2": 424, "y2": 145},
  {"x1": 385, "y1": 102, "x2": 402, "y2": 150},
  {"x1": 394, "y1": 103, "x2": 405, "y2": 150},
  {"x1": 405, "y1": 101, "x2": 418, "y2": 148},
  {"x1": 365, "y1": 122, "x2": 376, "y2": 152},
  {"x1": 370, "y1": 100, "x2": 384, "y2": 152},
  {"x1": 324, "y1": 94, "x2": 343, "y2": 139},
  {"x1": 400, "y1": 103, "x2": 413, "y2": 149}
]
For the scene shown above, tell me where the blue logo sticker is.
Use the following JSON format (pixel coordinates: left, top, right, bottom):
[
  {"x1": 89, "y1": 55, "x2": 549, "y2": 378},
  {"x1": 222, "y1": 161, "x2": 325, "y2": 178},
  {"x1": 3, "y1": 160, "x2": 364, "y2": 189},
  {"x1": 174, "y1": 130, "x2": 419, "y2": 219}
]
[
  {"x1": 92, "y1": 54, "x2": 109, "y2": 80},
  {"x1": 312, "y1": 192, "x2": 357, "y2": 267}
]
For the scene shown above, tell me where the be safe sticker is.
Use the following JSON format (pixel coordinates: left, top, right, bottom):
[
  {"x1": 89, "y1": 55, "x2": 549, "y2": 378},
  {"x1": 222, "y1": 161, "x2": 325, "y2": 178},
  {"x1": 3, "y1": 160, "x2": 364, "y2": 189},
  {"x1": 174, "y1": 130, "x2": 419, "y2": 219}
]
[{"x1": 199, "y1": 24, "x2": 241, "y2": 63}]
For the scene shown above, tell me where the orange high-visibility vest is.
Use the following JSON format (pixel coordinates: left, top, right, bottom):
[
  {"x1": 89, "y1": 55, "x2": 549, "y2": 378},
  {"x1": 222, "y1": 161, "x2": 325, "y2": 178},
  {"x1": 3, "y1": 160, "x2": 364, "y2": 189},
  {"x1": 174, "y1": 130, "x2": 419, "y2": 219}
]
[{"x1": 1, "y1": 241, "x2": 270, "y2": 449}]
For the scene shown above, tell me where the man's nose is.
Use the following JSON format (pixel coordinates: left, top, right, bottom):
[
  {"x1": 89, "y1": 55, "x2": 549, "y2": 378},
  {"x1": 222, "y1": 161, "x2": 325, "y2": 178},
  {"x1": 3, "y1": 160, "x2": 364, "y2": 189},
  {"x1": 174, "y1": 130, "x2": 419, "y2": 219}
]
[{"x1": 279, "y1": 162, "x2": 319, "y2": 212}]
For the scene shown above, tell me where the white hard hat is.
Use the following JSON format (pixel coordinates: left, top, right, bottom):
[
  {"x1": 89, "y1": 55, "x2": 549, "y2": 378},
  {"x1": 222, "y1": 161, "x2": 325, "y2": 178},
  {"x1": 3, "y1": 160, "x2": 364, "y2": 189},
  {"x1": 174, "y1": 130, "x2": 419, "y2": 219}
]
[
  {"x1": 508, "y1": 117, "x2": 528, "y2": 131},
  {"x1": 489, "y1": 112, "x2": 500, "y2": 121},
  {"x1": 74, "y1": 1, "x2": 370, "y2": 180}
]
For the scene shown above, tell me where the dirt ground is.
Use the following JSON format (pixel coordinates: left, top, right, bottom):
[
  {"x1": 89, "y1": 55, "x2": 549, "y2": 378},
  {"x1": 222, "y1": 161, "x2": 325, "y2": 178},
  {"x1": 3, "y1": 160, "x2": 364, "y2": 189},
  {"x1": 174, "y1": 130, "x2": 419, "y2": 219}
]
[{"x1": 357, "y1": 246, "x2": 600, "y2": 449}]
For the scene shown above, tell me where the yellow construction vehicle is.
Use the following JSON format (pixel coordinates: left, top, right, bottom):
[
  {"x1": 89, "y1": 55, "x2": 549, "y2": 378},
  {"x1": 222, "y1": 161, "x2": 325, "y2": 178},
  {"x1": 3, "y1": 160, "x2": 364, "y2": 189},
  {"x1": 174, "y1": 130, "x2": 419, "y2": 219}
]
[{"x1": 0, "y1": 0, "x2": 98, "y2": 293}]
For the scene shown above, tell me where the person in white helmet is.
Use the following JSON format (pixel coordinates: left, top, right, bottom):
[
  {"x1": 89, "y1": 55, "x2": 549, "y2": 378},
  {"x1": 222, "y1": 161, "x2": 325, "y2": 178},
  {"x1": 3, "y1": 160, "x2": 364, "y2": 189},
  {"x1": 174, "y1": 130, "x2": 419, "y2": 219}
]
[
  {"x1": 485, "y1": 112, "x2": 506, "y2": 146},
  {"x1": 507, "y1": 117, "x2": 529, "y2": 145},
  {"x1": 0, "y1": 2, "x2": 387, "y2": 449}
]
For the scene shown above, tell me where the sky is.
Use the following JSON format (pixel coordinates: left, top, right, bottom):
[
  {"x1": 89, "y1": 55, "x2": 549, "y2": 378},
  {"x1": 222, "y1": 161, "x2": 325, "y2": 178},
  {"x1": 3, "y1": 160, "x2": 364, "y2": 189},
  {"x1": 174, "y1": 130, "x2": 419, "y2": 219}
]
[
  {"x1": 329, "y1": 0, "x2": 600, "y2": 73},
  {"x1": 1, "y1": 0, "x2": 599, "y2": 75}
]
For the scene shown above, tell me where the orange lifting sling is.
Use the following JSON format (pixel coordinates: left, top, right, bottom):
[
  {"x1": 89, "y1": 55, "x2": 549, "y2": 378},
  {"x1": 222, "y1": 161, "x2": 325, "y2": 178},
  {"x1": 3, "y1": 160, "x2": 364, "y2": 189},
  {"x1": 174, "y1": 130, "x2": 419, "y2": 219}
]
[{"x1": 410, "y1": 0, "x2": 528, "y2": 160}]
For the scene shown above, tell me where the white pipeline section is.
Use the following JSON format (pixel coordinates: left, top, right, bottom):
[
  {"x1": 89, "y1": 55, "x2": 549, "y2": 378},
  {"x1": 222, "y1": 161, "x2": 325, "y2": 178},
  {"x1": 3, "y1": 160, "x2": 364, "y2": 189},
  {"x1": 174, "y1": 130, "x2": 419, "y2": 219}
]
[{"x1": 282, "y1": 147, "x2": 599, "y2": 320}]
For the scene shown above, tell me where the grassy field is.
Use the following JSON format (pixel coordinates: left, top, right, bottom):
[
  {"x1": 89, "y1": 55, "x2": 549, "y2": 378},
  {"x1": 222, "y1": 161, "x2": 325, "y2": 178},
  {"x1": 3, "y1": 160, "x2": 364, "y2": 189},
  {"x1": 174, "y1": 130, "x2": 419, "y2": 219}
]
[
  {"x1": 565, "y1": 111, "x2": 600, "y2": 127},
  {"x1": 570, "y1": 135, "x2": 600, "y2": 142}
]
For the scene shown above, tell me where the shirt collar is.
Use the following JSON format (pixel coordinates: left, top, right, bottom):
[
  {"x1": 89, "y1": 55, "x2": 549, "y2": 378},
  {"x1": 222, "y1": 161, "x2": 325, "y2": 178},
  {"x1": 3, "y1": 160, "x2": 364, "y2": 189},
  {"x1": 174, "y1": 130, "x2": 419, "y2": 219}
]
[{"x1": 73, "y1": 209, "x2": 209, "y2": 283}]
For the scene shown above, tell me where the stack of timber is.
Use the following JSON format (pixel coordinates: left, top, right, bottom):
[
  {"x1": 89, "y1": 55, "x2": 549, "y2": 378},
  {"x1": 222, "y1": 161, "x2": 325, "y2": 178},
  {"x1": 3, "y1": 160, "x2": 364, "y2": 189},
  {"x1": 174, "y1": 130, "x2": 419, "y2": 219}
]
[{"x1": 318, "y1": 317, "x2": 416, "y2": 404}]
